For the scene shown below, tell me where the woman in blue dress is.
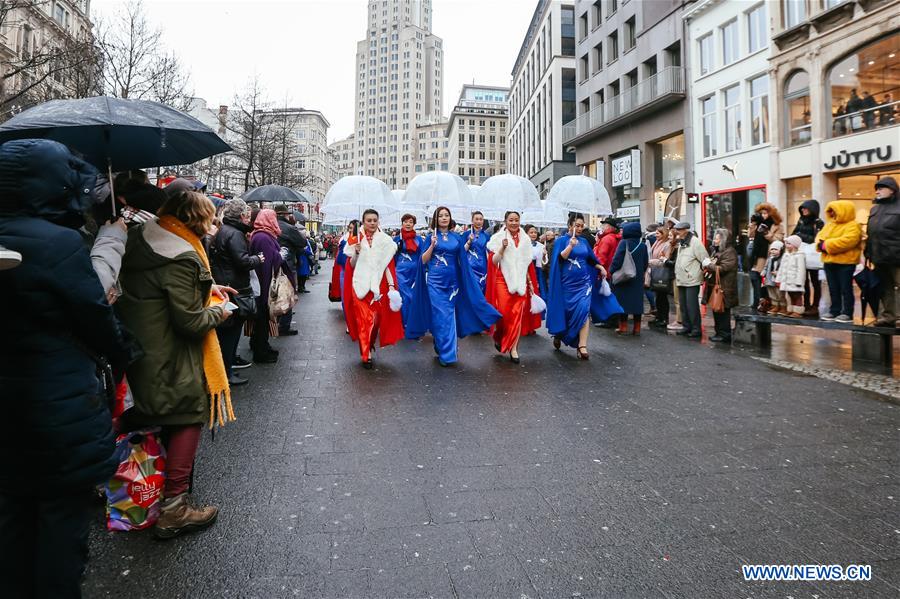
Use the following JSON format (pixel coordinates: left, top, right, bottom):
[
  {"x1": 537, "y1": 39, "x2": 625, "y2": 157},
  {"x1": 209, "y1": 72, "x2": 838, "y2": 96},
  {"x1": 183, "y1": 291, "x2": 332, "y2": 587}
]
[
  {"x1": 408, "y1": 206, "x2": 500, "y2": 366},
  {"x1": 393, "y1": 213, "x2": 427, "y2": 338},
  {"x1": 547, "y1": 213, "x2": 607, "y2": 360},
  {"x1": 463, "y1": 210, "x2": 490, "y2": 294},
  {"x1": 525, "y1": 224, "x2": 550, "y2": 303}
]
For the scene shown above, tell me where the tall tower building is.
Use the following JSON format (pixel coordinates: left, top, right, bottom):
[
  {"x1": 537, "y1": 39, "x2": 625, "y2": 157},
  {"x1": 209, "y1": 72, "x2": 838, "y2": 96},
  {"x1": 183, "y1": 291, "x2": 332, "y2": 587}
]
[{"x1": 354, "y1": 0, "x2": 444, "y2": 188}]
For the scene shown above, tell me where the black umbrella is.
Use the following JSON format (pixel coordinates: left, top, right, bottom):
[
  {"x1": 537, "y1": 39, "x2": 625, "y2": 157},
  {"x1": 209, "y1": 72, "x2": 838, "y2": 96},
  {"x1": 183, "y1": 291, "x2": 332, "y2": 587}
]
[
  {"x1": 242, "y1": 185, "x2": 311, "y2": 204},
  {"x1": 0, "y1": 96, "x2": 231, "y2": 172},
  {"x1": 854, "y1": 266, "x2": 881, "y2": 320}
]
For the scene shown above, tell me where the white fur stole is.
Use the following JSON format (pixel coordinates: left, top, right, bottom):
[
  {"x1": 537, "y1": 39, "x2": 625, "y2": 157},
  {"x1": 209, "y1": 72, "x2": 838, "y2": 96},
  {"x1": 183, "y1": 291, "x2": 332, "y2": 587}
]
[
  {"x1": 486, "y1": 228, "x2": 533, "y2": 296},
  {"x1": 344, "y1": 231, "x2": 396, "y2": 300}
]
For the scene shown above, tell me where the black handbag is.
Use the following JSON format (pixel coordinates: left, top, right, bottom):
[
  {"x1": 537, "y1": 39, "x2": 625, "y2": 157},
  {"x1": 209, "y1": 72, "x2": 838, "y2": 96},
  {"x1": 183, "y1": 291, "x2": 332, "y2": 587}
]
[
  {"x1": 649, "y1": 264, "x2": 673, "y2": 292},
  {"x1": 231, "y1": 288, "x2": 257, "y2": 319}
]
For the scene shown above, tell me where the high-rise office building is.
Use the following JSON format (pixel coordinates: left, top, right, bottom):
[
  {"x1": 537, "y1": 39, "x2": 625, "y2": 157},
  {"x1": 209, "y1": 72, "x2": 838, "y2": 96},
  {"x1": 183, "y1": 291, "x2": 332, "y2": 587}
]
[{"x1": 354, "y1": 0, "x2": 445, "y2": 188}]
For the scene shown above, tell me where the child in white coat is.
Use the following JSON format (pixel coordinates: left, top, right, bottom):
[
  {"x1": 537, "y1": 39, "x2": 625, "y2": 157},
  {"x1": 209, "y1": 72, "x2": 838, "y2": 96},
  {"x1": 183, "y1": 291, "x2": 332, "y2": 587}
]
[{"x1": 777, "y1": 235, "x2": 808, "y2": 318}]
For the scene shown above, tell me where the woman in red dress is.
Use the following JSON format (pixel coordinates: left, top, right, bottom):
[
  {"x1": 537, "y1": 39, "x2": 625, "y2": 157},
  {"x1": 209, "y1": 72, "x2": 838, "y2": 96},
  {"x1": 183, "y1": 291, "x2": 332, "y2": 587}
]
[
  {"x1": 343, "y1": 209, "x2": 404, "y2": 369},
  {"x1": 486, "y1": 211, "x2": 542, "y2": 364}
]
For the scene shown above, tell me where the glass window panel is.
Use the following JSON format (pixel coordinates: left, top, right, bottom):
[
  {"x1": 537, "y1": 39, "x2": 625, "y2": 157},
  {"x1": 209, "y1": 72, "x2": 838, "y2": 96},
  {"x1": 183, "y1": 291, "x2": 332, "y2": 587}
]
[{"x1": 722, "y1": 20, "x2": 738, "y2": 65}]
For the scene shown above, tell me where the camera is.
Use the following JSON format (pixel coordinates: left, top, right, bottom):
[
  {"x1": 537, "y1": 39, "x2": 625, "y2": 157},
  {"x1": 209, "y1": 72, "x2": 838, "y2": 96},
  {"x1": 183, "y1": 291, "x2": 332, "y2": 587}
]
[{"x1": 750, "y1": 214, "x2": 763, "y2": 225}]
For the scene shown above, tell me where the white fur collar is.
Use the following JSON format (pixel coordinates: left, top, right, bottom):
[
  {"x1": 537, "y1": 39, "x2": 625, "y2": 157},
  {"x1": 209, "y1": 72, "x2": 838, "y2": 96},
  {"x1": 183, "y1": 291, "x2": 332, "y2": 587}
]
[
  {"x1": 344, "y1": 230, "x2": 395, "y2": 299},
  {"x1": 487, "y1": 228, "x2": 533, "y2": 296}
]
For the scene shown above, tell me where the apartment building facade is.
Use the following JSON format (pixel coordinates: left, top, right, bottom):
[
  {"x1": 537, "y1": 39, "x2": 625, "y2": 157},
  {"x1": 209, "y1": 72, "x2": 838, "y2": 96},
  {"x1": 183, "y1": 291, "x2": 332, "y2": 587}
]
[
  {"x1": 509, "y1": 0, "x2": 579, "y2": 198},
  {"x1": 564, "y1": 0, "x2": 691, "y2": 225},
  {"x1": 446, "y1": 85, "x2": 509, "y2": 185},
  {"x1": 412, "y1": 119, "x2": 450, "y2": 181},
  {"x1": 684, "y1": 0, "x2": 773, "y2": 249}
]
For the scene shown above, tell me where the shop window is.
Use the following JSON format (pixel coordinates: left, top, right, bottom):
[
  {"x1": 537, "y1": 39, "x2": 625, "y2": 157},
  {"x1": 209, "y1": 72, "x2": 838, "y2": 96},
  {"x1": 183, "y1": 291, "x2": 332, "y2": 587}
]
[
  {"x1": 828, "y1": 32, "x2": 899, "y2": 138},
  {"x1": 784, "y1": 177, "x2": 812, "y2": 233},
  {"x1": 784, "y1": 70, "x2": 810, "y2": 146},
  {"x1": 838, "y1": 170, "x2": 900, "y2": 232}
]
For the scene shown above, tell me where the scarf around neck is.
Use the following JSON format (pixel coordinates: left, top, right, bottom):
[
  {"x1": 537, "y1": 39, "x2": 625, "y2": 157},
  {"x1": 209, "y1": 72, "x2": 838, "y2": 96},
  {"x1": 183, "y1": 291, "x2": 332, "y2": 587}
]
[
  {"x1": 401, "y1": 228, "x2": 419, "y2": 253},
  {"x1": 487, "y1": 227, "x2": 532, "y2": 296},
  {"x1": 156, "y1": 215, "x2": 235, "y2": 429}
]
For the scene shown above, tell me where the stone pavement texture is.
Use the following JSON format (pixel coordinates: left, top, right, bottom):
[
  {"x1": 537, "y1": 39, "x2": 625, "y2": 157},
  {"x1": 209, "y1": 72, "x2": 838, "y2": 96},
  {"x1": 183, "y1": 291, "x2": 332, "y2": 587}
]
[{"x1": 84, "y1": 264, "x2": 900, "y2": 599}]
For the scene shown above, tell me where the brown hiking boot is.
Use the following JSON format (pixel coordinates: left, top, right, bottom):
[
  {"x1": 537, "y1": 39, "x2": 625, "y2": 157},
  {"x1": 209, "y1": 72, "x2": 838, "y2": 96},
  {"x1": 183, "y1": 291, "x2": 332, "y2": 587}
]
[{"x1": 154, "y1": 493, "x2": 219, "y2": 540}]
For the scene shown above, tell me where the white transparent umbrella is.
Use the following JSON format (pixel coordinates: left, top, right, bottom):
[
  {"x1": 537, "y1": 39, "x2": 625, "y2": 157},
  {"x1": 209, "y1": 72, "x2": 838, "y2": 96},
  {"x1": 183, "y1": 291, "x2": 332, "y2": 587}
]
[
  {"x1": 404, "y1": 171, "x2": 473, "y2": 224},
  {"x1": 522, "y1": 200, "x2": 570, "y2": 229},
  {"x1": 546, "y1": 175, "x2": 613, "y2": 217},
  {"x1": 382, "y1": 190, "x2": 430, "y2": 228},
  {"x1": 478, "y1": 174, "x2": 541, "y2": 222},
  {"x1": 321, "y1": 175, "x2": 399, "y2": 220}
]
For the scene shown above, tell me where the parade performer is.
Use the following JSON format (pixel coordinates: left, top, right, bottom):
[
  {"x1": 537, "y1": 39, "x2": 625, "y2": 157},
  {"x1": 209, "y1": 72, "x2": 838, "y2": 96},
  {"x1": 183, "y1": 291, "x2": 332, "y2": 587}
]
[
  {"x1": 408, "y1": 206, "x2": 500, "y2": 366},
  {"x1": 463, "y1": 210, "x2": 490, "y2": 294},
  {"x1": 393, "y1": 214, "x2": 429, "y2": 338},
  {"x1": 525, "y1": 224, "x2": 550, "y2": 302},
  {"x1": 330, "y1": 220, "x2": 359, "y2": 331},
  {"x1": 547, "y1": 213, "x2": 607, "y2": 360},
  {"x1": 343, "y1": 210, "x2": 404, "y2": 369},
  {"x1": 486, "y1": 211, "x2": 543, "y2": 364}
]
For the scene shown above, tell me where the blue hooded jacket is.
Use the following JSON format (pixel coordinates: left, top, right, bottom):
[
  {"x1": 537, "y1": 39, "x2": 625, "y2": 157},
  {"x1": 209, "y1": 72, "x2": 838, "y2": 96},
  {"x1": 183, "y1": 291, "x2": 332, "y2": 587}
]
[{"x1": 0, "y1": 139, "x2": 130, "y2": 494}]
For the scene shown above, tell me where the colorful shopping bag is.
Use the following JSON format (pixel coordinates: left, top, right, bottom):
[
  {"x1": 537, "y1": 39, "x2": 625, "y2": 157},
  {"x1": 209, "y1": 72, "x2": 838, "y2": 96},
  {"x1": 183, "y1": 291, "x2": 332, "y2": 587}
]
[{"x1": 105, "y1": 430, "x2": 167, "y2": 531}]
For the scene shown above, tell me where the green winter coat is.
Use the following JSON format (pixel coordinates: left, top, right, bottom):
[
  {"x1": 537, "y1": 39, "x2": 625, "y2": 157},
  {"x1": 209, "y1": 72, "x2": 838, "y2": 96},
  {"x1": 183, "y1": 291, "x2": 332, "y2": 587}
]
[{"x1": 116, "y1": 220, "x2": 224, "y2": 426}]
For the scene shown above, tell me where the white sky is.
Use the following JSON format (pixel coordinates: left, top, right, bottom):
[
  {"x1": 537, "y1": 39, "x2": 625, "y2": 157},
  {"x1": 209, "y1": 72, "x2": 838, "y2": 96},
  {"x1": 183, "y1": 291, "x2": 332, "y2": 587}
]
[{"x1": 90, "y1": 0, "x2": 536, "y2": 143}]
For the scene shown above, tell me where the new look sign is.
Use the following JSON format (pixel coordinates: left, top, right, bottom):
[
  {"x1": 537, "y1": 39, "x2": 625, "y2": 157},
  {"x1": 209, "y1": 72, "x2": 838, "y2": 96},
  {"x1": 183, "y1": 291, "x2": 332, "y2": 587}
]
[{"x1": 611, "y1": 149, "x2": 641, "y2": 187}]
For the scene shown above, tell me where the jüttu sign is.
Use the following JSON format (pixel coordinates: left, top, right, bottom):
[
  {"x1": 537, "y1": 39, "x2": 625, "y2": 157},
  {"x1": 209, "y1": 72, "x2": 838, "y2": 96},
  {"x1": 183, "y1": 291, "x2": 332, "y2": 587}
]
[{"x1": 823, "y1": 145, "x2": 892, "y2": 170}]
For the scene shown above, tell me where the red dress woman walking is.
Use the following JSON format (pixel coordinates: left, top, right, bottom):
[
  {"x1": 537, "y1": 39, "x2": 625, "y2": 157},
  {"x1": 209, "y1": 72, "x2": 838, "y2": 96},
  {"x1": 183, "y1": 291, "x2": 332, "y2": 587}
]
[
  {"x1": 486, "y1": 211, "x2": 542, "y2": 364},
  {"x1": 343, "y1": 209, "x2": 404, "y2": 368}
]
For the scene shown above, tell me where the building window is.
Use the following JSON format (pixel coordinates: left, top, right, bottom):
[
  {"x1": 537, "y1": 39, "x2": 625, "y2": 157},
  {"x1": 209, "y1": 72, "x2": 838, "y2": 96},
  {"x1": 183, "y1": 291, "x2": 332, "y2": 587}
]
[
  {"x1": 608, "y1": 0, "x2": 617, "y2": 17},
  {"x1": 749, "y1": 75, "x2": 769, "y2": 146},
  {"x1": 721, "y1": 20, "x2": 738, "y2": 66},
  {"x1": 783, "y1": 0, "x2": 806, "y2": 29},
  {"x1": 701, "y1": 96, "x2": 717, "y2": 158},
  {"x1": 592, "y1": 1, "x2": 602, "y2": 28},
  {"x1": 579, "y1": 56, "x2": 590, "y2": 82},
  {"x1": 608, "y1": 31, "x2": 618, "y2": 62},
  {"x1": 592, "y1": 43, "x2": 603, "y2": 73},
  {"x1": 698, "y1": 33, "x2": 713, "y2": 75},
  {"x1": 578, "y1": 13, "x2": 589, "y2": 42},
  {"x1": 624, "y1": 18, "x2": 636, "y2": 51},
  {"x1": 723, "y1": 85, "x2": 741, "y2": 152},
  {"x1": 747, "y1": 4, "x2": 767, "y2": 54},
  {"x1": 828, "y1": 32, "x2": 900, "y2": 137},
  {"x1": 561, "y1": 7, "x2": 576, "y2": 56},
  {"x1": 784, "y1": 70, "x2": 811, "y2": 146}
]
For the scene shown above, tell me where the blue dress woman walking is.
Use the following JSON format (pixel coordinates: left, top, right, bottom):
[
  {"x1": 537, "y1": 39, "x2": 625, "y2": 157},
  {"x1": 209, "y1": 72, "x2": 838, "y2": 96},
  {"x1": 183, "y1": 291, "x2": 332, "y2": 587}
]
[
  {"x1": 407, "y1": 207, "x2": 500, "y2": 366},
  {"x1": 546, "y1": 214, "x2": 607, "y2": 360}
]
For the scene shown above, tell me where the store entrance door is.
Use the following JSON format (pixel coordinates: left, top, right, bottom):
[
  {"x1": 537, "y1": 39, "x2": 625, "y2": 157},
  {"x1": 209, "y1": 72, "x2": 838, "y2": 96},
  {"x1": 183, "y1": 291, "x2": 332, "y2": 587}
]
[{"x1": 703, "y1": 185, "x2": 766, "y2": 272}]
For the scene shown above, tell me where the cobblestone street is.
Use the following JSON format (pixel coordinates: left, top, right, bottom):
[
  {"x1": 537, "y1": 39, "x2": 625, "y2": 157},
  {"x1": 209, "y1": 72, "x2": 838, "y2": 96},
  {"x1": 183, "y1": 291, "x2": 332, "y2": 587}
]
[{"x1": 84, "y1": 269, "x2": 900, "y2": 598}]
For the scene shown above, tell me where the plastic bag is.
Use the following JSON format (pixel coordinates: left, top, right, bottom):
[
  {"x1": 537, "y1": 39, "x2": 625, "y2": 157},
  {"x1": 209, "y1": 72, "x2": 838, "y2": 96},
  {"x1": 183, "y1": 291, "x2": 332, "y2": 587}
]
[
  {"x1": 105, "y1": 429, "x2": 167, "y2": 531},
  {"x1": 598, "y1": 278, "x2": 612, "y2": 297}
]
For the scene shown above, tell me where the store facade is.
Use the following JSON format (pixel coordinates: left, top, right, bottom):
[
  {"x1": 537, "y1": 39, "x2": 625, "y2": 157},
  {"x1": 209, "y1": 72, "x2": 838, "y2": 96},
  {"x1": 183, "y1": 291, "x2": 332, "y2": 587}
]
[{"x1": 769, "y1": 0, "x2": 899, "y2": 232}]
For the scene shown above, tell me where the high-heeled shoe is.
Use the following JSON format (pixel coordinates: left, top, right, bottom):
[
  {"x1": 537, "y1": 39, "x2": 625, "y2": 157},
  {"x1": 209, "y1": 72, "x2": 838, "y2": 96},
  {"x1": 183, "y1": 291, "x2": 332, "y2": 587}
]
[
  {"x1": 494, "y1": 343, "x2": 502, "y2": 353},
  {"x1": 362, "y1": 359, "x2": 373, "y2": 370},
  {"x1": 577, "y1": 346, "x2": 589, "y2": 360},
  {"x1": 553, "y1": 337, "x2": 561, "y2": 350},
  {"x1": 509, "y1": 352, "x2": 520, "y2": 364}
]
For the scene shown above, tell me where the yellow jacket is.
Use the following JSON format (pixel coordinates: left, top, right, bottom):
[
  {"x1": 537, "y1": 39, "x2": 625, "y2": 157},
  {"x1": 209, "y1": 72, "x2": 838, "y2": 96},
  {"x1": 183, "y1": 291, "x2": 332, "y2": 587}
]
[{"x1": 815, "y1": 200, "x2": 862, "y2": 265}]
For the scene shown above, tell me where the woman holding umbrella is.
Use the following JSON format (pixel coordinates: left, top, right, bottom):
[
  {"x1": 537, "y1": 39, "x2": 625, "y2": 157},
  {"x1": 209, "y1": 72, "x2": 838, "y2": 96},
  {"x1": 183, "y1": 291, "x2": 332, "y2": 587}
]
[
  {"x1": 486, "y1": 211, "x2": 542, "y2": 363},
  {"x1": 547, "y1": 213, "x2": 607, "y2": 360},
  {"x1": 409, "y1": 206, "x2": 500, "y2": 366},
  {"x1": 464, "y1": 211, "x2": 490, "y2": 294},
  {"x1": 343, "y1": 209, "x2": 404, "y2": 368},
  {"x1": 393, "y1": 213, "x2": 428, "y2": 338}
]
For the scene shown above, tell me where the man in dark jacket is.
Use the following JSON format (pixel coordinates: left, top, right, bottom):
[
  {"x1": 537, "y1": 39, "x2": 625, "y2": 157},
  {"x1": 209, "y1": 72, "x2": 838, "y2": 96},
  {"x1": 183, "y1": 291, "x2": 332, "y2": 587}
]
[
  {"x1": 275, "y1": 205, "x2": 305, "y2": 335},
  {"x1": 210, "y1": 198, "x2": 263, "y2": 383},
  {"x1": 865, "y1": 176, "x2": 900, "y2": 328},
  {"x1": 0, "y1": 139, "x2": 133, "y2": 598}
]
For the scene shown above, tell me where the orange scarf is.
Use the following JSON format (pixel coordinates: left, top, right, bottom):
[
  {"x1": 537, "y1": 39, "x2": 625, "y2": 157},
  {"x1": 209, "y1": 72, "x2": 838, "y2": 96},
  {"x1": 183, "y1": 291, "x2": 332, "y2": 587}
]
[{"x1": 157, "y1": 215, "x2": 235, "y2": 429}]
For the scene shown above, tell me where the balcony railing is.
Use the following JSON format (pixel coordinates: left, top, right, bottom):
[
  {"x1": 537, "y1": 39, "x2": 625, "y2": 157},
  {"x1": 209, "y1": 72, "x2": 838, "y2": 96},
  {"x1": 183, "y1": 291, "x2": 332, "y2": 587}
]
[{"x1": 563, "y1": 66, "x2": 685, "y2": 143}]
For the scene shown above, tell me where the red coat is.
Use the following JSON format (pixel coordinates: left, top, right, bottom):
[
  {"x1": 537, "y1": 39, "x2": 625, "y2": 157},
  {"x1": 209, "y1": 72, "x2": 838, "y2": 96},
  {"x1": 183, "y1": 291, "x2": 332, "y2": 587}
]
[
  {"x1": 343, "y1": 259, "x2": 404, "y2": 362},
  {"x1": 594, "y1": 230, "x2": 621, "y2": 270},
  {"x1": 486, "y1": 253, "x2": 541, "y2": 353}
]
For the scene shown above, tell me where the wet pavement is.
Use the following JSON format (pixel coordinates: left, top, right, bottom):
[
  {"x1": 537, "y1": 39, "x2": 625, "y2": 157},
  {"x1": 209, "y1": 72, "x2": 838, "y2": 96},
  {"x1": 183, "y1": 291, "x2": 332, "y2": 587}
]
[{"x1": 84, "y1": 262, "x2": 900, "y2": 598}]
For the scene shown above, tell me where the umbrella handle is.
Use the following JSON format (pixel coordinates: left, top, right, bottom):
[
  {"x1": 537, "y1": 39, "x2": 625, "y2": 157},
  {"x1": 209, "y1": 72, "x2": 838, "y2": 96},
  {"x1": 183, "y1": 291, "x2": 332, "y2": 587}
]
[{"x1": 108, "y1": 159, "x2": 116, "y2": 218}]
